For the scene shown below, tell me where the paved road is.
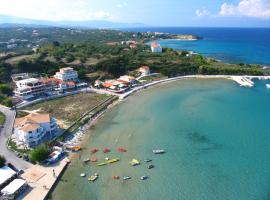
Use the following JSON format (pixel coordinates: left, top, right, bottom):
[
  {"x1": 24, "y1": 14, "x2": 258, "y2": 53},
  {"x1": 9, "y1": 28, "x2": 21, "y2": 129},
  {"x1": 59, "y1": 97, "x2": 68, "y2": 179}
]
[{"x1": 0, "y1": 105, "x2": 32, "y2": 170}]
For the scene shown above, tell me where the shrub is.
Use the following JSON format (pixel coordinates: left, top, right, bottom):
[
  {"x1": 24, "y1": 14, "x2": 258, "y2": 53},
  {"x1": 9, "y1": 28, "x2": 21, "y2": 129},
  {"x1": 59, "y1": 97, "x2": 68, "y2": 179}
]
[
  {"x1": 0, "y1": 155, "x2": 6, "y2": 167},
  {"x1": 29, "y1": 144, "x2": 50, "y2": 163}
]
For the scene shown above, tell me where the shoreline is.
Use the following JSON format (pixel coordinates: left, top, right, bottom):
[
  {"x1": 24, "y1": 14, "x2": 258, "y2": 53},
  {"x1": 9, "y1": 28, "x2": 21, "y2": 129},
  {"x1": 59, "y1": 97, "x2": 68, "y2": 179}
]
[{"x1": 31, "y1": 74, "x2": 270, "y2": 200}]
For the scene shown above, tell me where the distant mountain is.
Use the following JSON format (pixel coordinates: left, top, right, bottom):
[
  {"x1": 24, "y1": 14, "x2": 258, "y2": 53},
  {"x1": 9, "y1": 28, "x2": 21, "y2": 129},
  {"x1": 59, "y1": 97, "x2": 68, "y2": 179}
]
[{"x1": 0, "y1": 15, "x2": 147, "y2": 28}]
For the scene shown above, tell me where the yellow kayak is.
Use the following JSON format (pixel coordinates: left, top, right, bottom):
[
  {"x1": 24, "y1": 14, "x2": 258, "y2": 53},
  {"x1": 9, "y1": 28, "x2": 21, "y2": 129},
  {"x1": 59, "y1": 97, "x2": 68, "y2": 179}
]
[
  {"x1": 130, "y1": 159, "x2": 140, "y2": 166},
  {"x1": 97, "y1": 158, "x2": 120, "y2": 166},
  {"x1": 107, "y1": 158, "x2": 120, "y2": 163},
  {"x1": 88, "y1": 175, "x2": 98, "y2": 181}
]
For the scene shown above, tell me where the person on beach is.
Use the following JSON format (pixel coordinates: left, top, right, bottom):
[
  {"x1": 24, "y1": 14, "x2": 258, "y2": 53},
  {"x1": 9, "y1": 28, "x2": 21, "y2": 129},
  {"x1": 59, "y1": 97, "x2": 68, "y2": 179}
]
[{"x1": 53, "y1": 169, "x2": 56, "y2": 178}]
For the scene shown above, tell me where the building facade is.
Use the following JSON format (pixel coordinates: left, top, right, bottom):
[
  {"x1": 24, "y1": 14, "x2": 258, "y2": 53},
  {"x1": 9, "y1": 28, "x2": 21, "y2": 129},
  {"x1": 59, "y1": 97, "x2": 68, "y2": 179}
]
[
  {"x1": 14, "y1": 113, "x2": 58, "y2": 148},
  {"x1": 151, "y1": 42, "x2": 162, "y2": 53},
  {"x1": 14, "y1": 78, "x2": 45, "y2": 100},
  {"x1": 54, "y1": 67, "x2": 78, "y2": 82}
]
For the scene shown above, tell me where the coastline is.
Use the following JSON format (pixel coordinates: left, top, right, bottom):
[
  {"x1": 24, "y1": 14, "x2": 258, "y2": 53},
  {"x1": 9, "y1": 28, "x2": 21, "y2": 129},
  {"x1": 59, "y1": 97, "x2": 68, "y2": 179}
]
[
  {"x1": 38, "y1": 74, "x2": 270, "y2": 200},
  {"x1": 67, "y1": 74, "x2": 270, "y2": 147}
]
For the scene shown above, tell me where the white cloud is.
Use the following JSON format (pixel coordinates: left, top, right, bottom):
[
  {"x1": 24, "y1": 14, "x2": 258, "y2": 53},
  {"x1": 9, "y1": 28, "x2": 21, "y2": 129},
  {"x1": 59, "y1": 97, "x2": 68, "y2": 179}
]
[
  {"x1": 195, "y1": 8, "x2": 210, "y2": 17},
  {"x1": 116, "y1": 1, "x2": 128, "y2": 8},
  {"x1": 219, "y1": 0, "x2": 270, "y2": 19},
  {"x1": 0, "y1": 0, "x2": 114, "y2": 21}
]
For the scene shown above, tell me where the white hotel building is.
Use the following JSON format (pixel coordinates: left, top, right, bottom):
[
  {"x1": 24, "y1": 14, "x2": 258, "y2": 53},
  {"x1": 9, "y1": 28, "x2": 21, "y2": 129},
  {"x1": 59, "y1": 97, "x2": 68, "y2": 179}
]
[
  {"x1": 54, "y1": 67, "x2": 78, "y2": 82},
  {"x1": 14, "y1": 78, "x2": 45, "y2": 100},
  {"x1": 14, "y1": 113, "x2": 58, "y2": 148}
]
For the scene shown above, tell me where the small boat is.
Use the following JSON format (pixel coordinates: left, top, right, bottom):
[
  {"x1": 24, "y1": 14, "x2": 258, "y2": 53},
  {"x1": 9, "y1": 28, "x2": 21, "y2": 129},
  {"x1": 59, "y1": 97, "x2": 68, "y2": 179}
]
[
  {"x1": 147, "y1": 164, "x2": 154, "y2": 169},
  {"x1": 117, "y1": 147, "x2": 127, "y2": 152},
  {"x1": 97, "y1": 162, "x2": 107, "y2": 166},
  {"x1": 65, "y1": 145, "x2": 81, "y2": 152},
  {"x1": 90, "y1": 157, "x2": 98, "y2": 162},
  {"x1": 103, "y1": 148, "x2": 111, "y2": 153},
  {"x1": 83, "y1": 158, "x2": 90, "y2": 163},
  {"x1": 144, "y1": 159, "x2": 152, "y2": 163},
  {"x1": 112, "y1": 175, "x2": 120, "y2": 180},
  {"x1": 80, "y1": 173, "x2": 86, "y2": 177},
  {"x1": 123, "y1": 176, "x2": 131, "y2": 180},
  {"x1": 91, "y1": 147, "x2": 99, "y2": 154},
  {"x1": 104, "y1": 157, "x2": 109, "y2": 161},
  {"x1": 140, "y1": 176, "x2": 148, "y2": 180},
  {"x1": 129, "y1": 159, "x2": 140, "y2": 166},
  {"x1": 88, "y1": 175, "x2": 98, "y2": 182},
  {"x1": 107, "y1": 158, "x2": 120, "y2": 164},
  {"x1": 266, "y1": 84, "x2": 270, "y2": 89},
  {"x1": 97, "y1": 158, "x2": 120, "y2": 166},
  {"x1": 153, "y1": 149, "x2": 165, "y2": 154}
]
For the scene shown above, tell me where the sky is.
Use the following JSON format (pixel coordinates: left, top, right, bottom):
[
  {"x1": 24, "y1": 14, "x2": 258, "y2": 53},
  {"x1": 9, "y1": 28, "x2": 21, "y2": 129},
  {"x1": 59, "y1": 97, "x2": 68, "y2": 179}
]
[{"x1": 0, "y1": 0, "x2": 269, "y2": 27}]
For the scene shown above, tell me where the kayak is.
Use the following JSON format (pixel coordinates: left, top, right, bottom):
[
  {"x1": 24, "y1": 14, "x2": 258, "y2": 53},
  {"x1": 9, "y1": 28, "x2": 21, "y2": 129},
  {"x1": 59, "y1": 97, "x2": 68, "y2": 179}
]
[
  {"x1": 123, "y1": 176, "x2": 131, "y2": 180},
  {"x1": 117, "y1": 147, "x2": 127, "y2": 152},
  {"x1": 107, "y1": 158, "x2": 120, "y2": 163},
  {"x1": 103, "y1": 148, "x2": 111, "y2": 153},
  {"x1": 130, "y1": 159, "x2": 140, "y2": 166},
  {"x1": 140, "y1": 176, "x2": 148, "y2": 180},
  {"x1": 97, "y1": 158, "x2": 120, "y2": 166},
  {"x1": 88, "y1": 175, "x2": 98, "y2": 182},
  {"x1": 153, "y1": 149, "x2": 165, "y2": 154},
  {"x1": 91, "y1": 147, "x2": 99, "y2": 154}
]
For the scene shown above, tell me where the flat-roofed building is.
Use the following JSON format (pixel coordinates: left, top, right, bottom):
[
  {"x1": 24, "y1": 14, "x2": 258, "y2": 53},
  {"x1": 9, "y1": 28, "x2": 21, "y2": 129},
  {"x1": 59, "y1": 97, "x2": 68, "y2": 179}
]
[
  {"x1": 1, "y1": 179, "x2": 27, "y2": 199},
  {"x1": 0, "y1": 166, "x2": 16, "y2": 189},
  {"x1": 54, "y1": 67, "x2": 78, "y2": 82},
  {"x1": 14, "y1": 78, "x2": 45, "y2": 100}
]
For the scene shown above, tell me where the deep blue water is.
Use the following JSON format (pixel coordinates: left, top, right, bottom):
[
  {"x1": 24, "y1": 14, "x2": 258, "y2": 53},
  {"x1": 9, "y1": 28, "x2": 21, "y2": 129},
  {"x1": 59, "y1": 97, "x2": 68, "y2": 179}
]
[{"x1": 123, "y1": 27, "x2": 270, "y2": 65}]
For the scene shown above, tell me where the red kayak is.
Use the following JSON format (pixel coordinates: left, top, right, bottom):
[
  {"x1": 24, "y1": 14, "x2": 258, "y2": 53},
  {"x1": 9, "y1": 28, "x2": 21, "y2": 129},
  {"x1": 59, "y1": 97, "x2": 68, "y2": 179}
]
[
  {"x1": 117, "y1": 147, "x2": 127, "y2": 152},
  {"x1": 90, "y1": 156, "x2": 98, "y2": 162},
  {"x1": 91, "y1": 147, "x2": 99, "y2": 154},
  {"x1": 103, "y1": 148, "x2": 111, "y2": 153}
]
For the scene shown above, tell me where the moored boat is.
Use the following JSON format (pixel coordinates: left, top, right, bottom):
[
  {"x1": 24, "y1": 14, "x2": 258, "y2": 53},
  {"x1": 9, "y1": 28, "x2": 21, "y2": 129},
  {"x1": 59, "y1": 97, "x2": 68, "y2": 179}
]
[
  {"x1": 140, "y1": 175, "x2": 148, "y2": 180},
  {"x1": 88, "y1": 174, "x2": 98, "y2": 182},
  {"x1": 80, "y1": 173, "x2": 86, "y2": 177},
  {"x1": 153, "y1": 149, "x2": 165, "y2": 154},
  {"x1": 90, "y1": 156, "x2": 98, "y2": 162},
  {"x1": 103, "y1": 147, "x2": 111, "y2": 153},
  {"x1": 117, "y1": 147, "x2": 127, "y2": 152},
  {"x1": 91, "y1": 147, "x2": 99, "y2": 154},
  {"x1": 107, "y1": 158, "x2": 120, "y2": 164},
  {"x1": 112, "y1": 175, "x2": 120, "y2": 180},
  {"x1": 147, "y1": 164, "x2": 154, "y2": 169},
  {"x1": 144, "y1": 159, "x2": 152, "y2": 163},
  {"x1": 97, "y1": 158, "x2": 120, "y2": 166},
  {"x1": 129, "y1": 159, "x2": 140, "y2": 166},
  {"x1": 83, "y1": 158, "x2": 90, "y2": 163},
  {"x1": 123, "y1": 176, "x2": 131, "y2": 180},
  {"x1": 266, "y1": 84, "x2": 270, "y2": 89}
]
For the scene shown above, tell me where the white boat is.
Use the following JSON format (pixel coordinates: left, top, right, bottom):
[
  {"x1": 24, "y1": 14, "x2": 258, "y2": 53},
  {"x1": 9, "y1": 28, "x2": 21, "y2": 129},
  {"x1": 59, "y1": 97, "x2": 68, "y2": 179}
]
[
  {"x1": 123, "y1": 176, "x2": 131, "y2": 180},
  {"x1": 266, "y1": 84, "x2": 270, "y2": 89},
  {"x1": 140, "y1": 176, "x2": 148, "y2": 180},
  {"x1": 80, "y1": 173, "x2": 86, "y2": 177},
  {"x1": 153, "y1": 149, "x2": 165, "y2": 154}
]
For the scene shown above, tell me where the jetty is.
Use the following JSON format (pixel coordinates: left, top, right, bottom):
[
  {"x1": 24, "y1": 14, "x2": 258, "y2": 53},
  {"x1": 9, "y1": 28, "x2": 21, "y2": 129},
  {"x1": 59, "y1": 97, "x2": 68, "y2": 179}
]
[
  {"x1": 20, "y1": 158, "x2": 69, "y2": 200},
  {"x1": 230, "y1": 76, "x2": 254, "y2": 87}
]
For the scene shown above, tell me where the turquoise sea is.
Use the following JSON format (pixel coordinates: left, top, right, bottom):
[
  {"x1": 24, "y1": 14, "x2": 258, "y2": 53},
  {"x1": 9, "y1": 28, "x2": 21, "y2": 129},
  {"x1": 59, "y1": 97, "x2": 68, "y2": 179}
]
[{"x1": 50, "y1": 78, "x2": 270, "y2": 200}]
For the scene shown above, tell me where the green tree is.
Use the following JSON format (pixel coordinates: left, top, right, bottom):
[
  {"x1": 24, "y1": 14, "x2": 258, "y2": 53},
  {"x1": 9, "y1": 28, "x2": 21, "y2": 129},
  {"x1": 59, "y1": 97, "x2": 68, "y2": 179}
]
[
  {"x1": 0, "y1": 84, "x2": 12, "y2": 96},
  {"x1": 0, "y1": 155, "x2": 6, "y2": 167},
  {"x1": 29, "y1": 144, "x2": 50, "y2": 163}
]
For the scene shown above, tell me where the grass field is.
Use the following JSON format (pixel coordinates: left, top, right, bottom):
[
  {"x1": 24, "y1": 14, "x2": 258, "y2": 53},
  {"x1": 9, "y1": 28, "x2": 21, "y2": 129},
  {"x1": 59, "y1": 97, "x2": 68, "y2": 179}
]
[
  {"x1": 0, "y1": 112, "x2": 5, "y2": 126},
  {"x1": 21, "y1": 93, "x2": 109, "y2": 128}
]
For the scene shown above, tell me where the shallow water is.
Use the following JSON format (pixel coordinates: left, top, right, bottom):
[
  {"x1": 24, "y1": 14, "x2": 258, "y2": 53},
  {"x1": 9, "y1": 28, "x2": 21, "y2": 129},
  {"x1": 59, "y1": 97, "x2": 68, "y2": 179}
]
[{"x1": 50, "y1": 79, "x2": 270, "y2": 200}]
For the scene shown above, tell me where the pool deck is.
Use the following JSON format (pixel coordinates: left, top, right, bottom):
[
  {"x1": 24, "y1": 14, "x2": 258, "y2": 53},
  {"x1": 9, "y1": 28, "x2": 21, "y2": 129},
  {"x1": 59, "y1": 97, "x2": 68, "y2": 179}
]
[{"x1": 20, "y1": 158, "x2": 70, "y2": 200}]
